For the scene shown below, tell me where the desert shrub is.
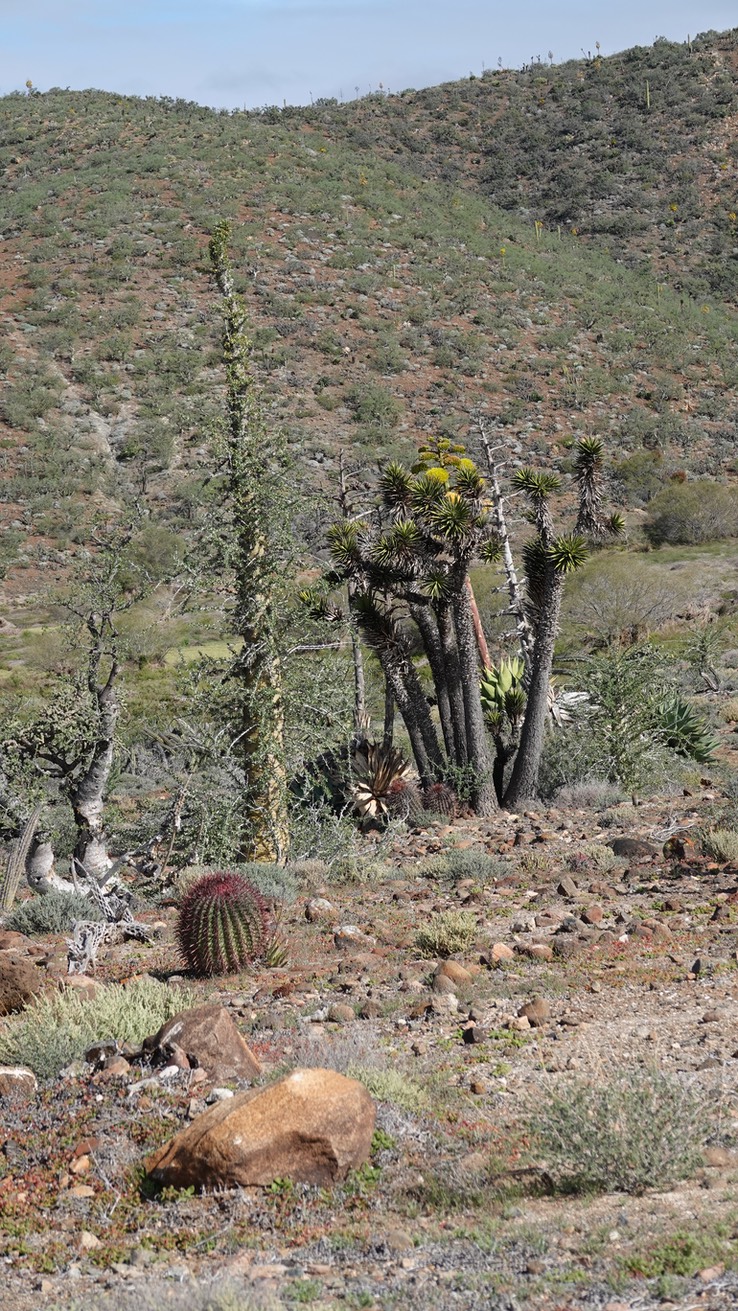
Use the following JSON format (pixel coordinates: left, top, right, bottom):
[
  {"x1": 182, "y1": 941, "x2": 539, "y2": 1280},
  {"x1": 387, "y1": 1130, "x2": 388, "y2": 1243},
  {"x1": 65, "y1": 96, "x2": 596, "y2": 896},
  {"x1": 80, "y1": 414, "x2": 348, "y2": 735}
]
[
  {"x1": 644, "y1": 480, "x2": 738, "y2": 546},
  {"x1": 68, "y1": 1280, "x2": 281, "y2": 1311},
  {"x1": 700, "y1": 828, "x2": 738, "y2": 862},
  {"x1": 0, "y1": 977, "x2": 187, "y2": 1079},
  {"x1": 348, "y1": 1066, "x2": 427, "y2": 1112},
  {"x1": 415, "y1": 910, "x2": 477, "y2": 957},
  {"x1": 345, "y1": 381, "x2": 402, "y2": 429},
  {"x1": 416, "y1": 848, "x2": 510, "y2": 883},
  {"x1": 721, "y1": 697, "x2": 738, "y2": 723},
  {"x1": 529, "y1": 1067, "x2": 708, "y2": 1194},
  {"x1": 568, "y1": 842, "x2": 621, "y2": 872},
  {"x1": 5, "y1": 890, "x2": 104, "y2": 935},
  {"x1": 611, "y1": 449, "x2": 666, "y2": 505},
  {"x1": 562, "y1": 554, "x2": 689, "y2": 645},
  {"x1": 554, "y1": 781, "x2": 626, "y2": 808}
]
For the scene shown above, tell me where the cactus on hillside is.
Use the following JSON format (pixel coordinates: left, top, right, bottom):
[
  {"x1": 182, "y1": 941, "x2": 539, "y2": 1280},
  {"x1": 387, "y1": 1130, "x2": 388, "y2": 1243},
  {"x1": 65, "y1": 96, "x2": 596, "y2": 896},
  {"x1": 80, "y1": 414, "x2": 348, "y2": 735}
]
[{"x1": 176, "y1": 870, "x2": 268, "y2": 976}]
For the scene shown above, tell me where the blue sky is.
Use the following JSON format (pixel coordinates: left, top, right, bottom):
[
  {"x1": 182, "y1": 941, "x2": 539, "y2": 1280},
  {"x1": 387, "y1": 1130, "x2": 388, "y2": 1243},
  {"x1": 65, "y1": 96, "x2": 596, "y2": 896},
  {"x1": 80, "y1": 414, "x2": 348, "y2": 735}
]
[{"x1": 2, "y1": 1, "x2": 736, "y2": 109}]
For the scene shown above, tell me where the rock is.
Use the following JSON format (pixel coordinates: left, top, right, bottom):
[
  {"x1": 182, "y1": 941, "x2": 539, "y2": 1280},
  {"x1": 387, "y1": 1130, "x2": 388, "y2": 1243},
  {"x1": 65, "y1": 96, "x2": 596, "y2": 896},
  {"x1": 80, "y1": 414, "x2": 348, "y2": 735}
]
[
  {"x1": 518, "y1": 997, "x2": 550, "y2": 1027},
  {"x1": 305, "y1": 898, "x2": 338, "y2": 924},
  {"x1": 435, "y1": 959, "x2": 472, "y2": 985},
  {"x1": 581, "y1": 905, "x2": 603, "y2": 925},
  {"x1": 145, "y1": 1067, "x2": 375, "y2": 1190},
  {"x1": 334, "y1": 926, "x2": 376, "y2": 950},
  {"x1": 609, "y1": 837, "x2": 659, "y2": 860},
  {"x1": 462, "y1": 1024, "x2": 487, "y2": 1044},
  {"x1": 557, "y1": 876, "x2": 579, "y2": 898},
  {"x1": 483, "y1": 942, "x2": 514, "y2": 965},
  {"x1": 0, "y1": 951, "x2": 44, "y2": 1016},
  {"x1": 326, "y1": 1003, "x2": 355, "y2": 1023},
  {"x1": 516, "y1": 942, "x2": 554, "y2": 962},
  {"x1": 62, "y1": 975, "x2": 102, "y2": 1001},
  {"x1": 0, "y1": 1066, "x2": 37, "y2": 1100},
  {"x1": 432, "y1": 972, "x2": 458, "y2": 995},
  {"x1": 0, "y1": 931, "x2": 31, "y2": 952},
  {"x1": 702, "y1": 1009, "x2": 728, "y2": 1025},
  {"x1": 358, "y1": 1000, "x2": 382, "y2": 1020},
  {"x1": 143, "y1": 1005, "x2": 261, "y2": 1085},
  {"x1": 79, "y1": 1231, "x2": 102, "y2": 1251},
  {"x1": 68, "y1": 1184, "x2": 95, "y2": 1199}
]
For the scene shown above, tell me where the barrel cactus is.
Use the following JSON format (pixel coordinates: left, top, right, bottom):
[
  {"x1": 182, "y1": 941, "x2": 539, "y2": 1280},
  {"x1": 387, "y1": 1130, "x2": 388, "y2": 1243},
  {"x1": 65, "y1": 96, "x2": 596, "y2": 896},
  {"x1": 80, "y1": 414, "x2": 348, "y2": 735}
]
[
  {"x1": 422, "y1": 781, "x2": 458, "y2": 819},
  {"x1": 176, "y1": 870, "x2": 268, "y2": 977}
]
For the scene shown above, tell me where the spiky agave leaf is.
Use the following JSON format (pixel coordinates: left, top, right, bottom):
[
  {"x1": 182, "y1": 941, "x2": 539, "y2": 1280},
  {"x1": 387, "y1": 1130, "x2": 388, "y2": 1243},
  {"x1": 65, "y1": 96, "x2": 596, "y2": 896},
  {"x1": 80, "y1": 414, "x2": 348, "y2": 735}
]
[
  {"x1": 299, "y1": 586, "x2": 344, "y2": 622},
  {"x1": 380, "y1": 461, "x2": 414, "y2": 509},
  {"x1": 454, "y1": 463, "x2": 486, "y2": 500},
  {"x1": 513, "y1": 468, "x2": 561, "y2": 501},
  {"x1": 410, "y1": 470, "x2": 450, "y2": 515},
  {"x1": 350, "y1": 740, "x2": 413, "y2": 817},
  {"x1": 548, "y1": 534, "x2": 588, "y2": 574},
  {"x1": 607, "y1": 512, "x2": 627, "y2": 537},
  {"x1": 658, "y1": 695, "x2": 718, "y2": 764},
  {"x1": 327, "y1": 521, "x2": 363, "y2": 571},
  {"x1": 429, "y1": 492, "x2": 478, "y2": 543},
  {"x1": 480, "y1": 535, "x2": 503, "y2": 564},
  {"x1": 574, "y1": 436, "x2": 604, "y2": 472},
  {"x1": 371, "y1": 519, "x2": 421, "y2": 571},
  {"x1": 423, "y1": 569, "x2": 453, "y2": 602}
]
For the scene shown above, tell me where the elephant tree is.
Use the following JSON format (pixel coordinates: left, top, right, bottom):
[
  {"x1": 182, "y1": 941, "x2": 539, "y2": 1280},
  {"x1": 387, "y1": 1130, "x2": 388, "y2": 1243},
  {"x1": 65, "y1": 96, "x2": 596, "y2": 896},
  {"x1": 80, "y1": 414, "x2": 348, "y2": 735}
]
[{"x1": 209, "y1": 222, "x2": 290, "y2": 860}]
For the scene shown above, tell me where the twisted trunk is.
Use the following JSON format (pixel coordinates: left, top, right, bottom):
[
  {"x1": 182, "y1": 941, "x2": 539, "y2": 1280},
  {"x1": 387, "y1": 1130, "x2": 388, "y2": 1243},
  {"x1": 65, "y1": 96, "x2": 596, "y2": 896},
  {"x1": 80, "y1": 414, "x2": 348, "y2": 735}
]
[
  {"x1": 436, "y1": 601, "x2": 468, "y2": 767},
  {"x1": 410, "y1": 602, "x2": 454, "y2": 761}
]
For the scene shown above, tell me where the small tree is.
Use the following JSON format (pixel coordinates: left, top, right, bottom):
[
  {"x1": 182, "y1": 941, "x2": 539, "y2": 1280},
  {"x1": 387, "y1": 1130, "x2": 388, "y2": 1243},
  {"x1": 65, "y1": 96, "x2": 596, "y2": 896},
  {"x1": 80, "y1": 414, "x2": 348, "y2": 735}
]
[{"x1": 208, "y1": 221, "x2": 290, "y2": 860}]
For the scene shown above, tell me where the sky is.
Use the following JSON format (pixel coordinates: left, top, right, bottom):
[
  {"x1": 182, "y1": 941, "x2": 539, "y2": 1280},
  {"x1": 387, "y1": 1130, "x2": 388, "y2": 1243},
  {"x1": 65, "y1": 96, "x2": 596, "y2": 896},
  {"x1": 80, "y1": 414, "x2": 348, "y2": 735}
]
[{"x1": 2, "y1": 1, "x2": 737, "y2": 110}]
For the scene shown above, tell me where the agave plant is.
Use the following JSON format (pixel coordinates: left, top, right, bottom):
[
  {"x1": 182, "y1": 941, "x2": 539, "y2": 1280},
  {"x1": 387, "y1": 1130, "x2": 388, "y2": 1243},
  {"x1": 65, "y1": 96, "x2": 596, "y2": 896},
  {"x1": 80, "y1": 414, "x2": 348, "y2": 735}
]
[
  {"x1": 350, "y1": 740, "x2": 414, "y2": 819},
  {"x1": 658, "y1": 695, "x2": 718, "y2": 764},
  {"x1": 480, "y1": 657, "x2": 526, "y2": 730}
]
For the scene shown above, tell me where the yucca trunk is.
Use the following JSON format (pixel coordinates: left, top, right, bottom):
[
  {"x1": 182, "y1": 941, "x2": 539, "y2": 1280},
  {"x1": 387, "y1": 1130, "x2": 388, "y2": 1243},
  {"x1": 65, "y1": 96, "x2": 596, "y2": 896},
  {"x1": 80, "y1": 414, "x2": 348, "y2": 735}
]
[
  {"x1": 452, "y1": 584, "x2": 498, "y2": 813},
  {"x1": 210, "y1": 222, "x2": 290, "y2": 862},
  {"x1": 504, "y1": 565, "x2": 564, "y2": 807},
  {"x1": 436, "y1": 601, "x2": 468, "y2": 766},
  {"x1": 410, "y1": 602, "x2": 455, "y2": 760}
]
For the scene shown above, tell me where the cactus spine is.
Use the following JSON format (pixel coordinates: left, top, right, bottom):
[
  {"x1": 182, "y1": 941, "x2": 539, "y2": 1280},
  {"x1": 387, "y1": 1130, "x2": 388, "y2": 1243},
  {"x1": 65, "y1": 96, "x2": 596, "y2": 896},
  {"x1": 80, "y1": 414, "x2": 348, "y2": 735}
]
[{"x1": 176, "y1": 870, "x2": 268, "y2": 976}]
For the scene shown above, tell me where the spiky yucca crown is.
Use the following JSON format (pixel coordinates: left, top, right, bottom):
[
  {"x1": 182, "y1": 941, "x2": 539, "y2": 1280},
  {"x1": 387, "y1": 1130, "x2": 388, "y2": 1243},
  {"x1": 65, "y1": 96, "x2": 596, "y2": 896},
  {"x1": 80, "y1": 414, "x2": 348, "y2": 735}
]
[{"x1": 176, "y1": 870, "x2": 268, "y2": 977}]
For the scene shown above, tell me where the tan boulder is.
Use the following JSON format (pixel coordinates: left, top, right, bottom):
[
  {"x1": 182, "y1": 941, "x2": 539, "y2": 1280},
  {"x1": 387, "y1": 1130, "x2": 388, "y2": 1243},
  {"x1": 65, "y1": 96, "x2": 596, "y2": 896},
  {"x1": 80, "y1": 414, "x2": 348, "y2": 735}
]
[
  {"x1": 143, "y1": 1005, "x2": 261, "y2": 1085},
  {"x1": 0, "y1": 951, "x2": 44, "y2": 1016},
  {"x1": 0, "y1": 1066, "x2": 37, "y2": 1100},
  {"x1": 146, "y1": 1067, "x2": 376, "y2": 1190}
]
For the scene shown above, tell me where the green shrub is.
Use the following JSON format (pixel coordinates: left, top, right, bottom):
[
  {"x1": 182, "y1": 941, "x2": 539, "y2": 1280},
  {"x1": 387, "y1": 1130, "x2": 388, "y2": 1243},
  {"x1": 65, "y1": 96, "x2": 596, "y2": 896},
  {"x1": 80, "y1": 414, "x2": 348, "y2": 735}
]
[
  {"x1": 415, "y1": 909, "x2": 477, "y2": 957},
  {"x1": 5, "y1": 891, "x2": 104, "y2": 936},
  {"x1": 0, "y1": 977, "x2": 187, "y2": 1079},
  {"x1": 701, "y1": 827, "x2": 738, "y2": 862},
  {"x1": 348, "y1": 1066, "x2": 427, "y2": 1112},
  {"x1": 345, "y1": 381, "x2": 402, "y2": 429},
  {"x1": 529, "y1": 1068, "x2": 708, "y2": 1195},
  {"x1": 644, "y1": 480, "x2": 738, "y2": 546}
]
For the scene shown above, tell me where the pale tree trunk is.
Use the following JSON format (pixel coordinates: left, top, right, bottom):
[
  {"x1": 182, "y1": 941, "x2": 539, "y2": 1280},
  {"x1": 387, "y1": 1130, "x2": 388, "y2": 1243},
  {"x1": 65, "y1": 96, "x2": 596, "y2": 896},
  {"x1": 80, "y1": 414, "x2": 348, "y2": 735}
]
[
  {"x1": 71, "y1": 623, "x2": 119, "y2": 882},
  {"x1": 478, "y1": 425, "x2": 536, "y2": 669}
]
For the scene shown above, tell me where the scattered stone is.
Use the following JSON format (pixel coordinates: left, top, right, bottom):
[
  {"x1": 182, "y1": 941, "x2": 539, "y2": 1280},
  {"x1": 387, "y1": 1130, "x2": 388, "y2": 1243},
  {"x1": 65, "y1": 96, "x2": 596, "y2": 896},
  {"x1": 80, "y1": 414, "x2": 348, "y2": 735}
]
[
  {"x1": 435, "y1": 959, "x2": 472, "y2": 985},
  {"x1": 557, "y1": 876, "x2": 579, "y2": 898},
  {"x1": 0, "y1": 951, "x2": 44, "y2": 1016},
  {"x1": 702, "y1": 1009, "x2": 728, "y2": 1025},
  {"x1": 518, "y1": 997, "x2": 550, "y2": 1027},
  {"x1": 482, "y1": 942, "x2": 514, "y2": 965},
  {"x1": 358, "y1": 1000, "x2": 382, "y2": 1020},
  {"x1": 327, "y1": 1003, "x2": 355, "y2": 1023},
  {"x1": 432, "y1": 973, "x2": 458, "y2": 995},
  {"x1": 462, "y1": 1023, "x2": 487, "y2": 1044},
  {"x1": 609, "y1": 837, "x2": 659, "y2": 860},
  {"x1": 79, "y1": 1231, "x2": 102, "y2": 1251},
  {"x1": 305, "y1": 898, "x2": 338, "y2": 924},
  {"x1": 580, "y1": 905, "x2": 603, "y2": 925},
  {"x1": 68, "y1": 1184, "x2": 95, "y2": 1199},
  {"x1": 146, "y1": 1067, "x2": 375, "y2": 1189},
  {"x1": 334, "y1": 926, "x2": 376, "y2": 950},
  {"x1": 0, "y1": 1066, "x2": 37, "y2": 1100},
  {"x1": 143, "y1": 1005, "x2": 261, "y2": 1085}
]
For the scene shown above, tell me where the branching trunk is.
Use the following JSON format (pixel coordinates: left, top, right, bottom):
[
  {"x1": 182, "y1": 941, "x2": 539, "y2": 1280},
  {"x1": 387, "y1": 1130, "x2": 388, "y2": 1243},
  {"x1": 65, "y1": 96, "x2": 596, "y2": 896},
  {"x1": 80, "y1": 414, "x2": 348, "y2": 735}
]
[{"x1": 478, "y1": 425, "x2": 536, "y2": 669}]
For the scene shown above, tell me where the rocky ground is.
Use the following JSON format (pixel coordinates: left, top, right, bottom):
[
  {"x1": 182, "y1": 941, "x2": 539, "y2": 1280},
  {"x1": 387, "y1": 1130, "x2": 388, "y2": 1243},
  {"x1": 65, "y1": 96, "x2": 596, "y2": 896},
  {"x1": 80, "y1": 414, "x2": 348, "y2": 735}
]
[{"x1": 2, "y1": 784, "x2": 738, "y2": 1311}]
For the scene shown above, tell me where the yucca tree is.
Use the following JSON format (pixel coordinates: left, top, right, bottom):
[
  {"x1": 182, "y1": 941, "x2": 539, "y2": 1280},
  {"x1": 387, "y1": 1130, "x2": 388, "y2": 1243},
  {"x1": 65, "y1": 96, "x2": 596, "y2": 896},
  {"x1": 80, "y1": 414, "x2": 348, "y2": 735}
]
[
  {"x1": 209, "y1": 222, "x2": 290, "y2": 860},
  {"x1": 325, "y1": 455, "x2": 499, "y2": 813},
  {"x1": 504, "y1": 441, "x2": 624, "y2": 807}
]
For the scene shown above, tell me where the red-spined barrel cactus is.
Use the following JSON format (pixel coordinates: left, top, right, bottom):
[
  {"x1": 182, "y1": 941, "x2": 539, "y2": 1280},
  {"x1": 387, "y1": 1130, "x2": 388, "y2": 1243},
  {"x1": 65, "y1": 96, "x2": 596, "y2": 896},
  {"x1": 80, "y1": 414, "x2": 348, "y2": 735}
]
[
  {"x1": 422, "y1": 781, "x2": 458, "y2": 819},
  {"x1": 177, "y1": 870, "x2": 268, "y2": 976}
]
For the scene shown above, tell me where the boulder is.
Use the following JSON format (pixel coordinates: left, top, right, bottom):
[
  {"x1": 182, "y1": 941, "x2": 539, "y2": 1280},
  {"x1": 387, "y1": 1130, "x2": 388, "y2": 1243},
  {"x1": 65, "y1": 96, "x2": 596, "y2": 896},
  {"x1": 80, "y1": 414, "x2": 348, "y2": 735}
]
[
  {"x1": 143, "y1": 1005, "x2": 261, "y2": 1085},
  {"x1": 146, "y1": 1067, "x2": 375, "y2": 1190},
  {"x1": 609, "y1": 837, "x2": 660, "y2": 860},
  {"x1": 0, "y1": 951, "x2": 44, "y2": 1016},
  {"x1": 0, "y1": 1066, "x2": 37, "y2": 1100}
]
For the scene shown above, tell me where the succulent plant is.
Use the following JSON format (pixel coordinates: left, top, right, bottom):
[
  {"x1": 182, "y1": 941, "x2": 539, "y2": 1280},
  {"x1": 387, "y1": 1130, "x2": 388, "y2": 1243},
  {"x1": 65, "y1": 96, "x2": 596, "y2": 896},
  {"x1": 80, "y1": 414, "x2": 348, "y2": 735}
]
[
  {"x1": 658, "y1": 695, "x2": 718, "y2": 764},
  {"x1": 176, "y1": 870, "x2": 268, "y2": 976},
  {"x1": 422, "y1": 781, "x2": 458, "y2": 819},
  {"x1": 384, "y1": 777, "x2": 425, "y2": 824},
  {"x1": 350, "y1": 740, "x2": 414, "y2": 820},
  {"x1": 480, "y1": 657, "x2": 526, "y2": 731}
]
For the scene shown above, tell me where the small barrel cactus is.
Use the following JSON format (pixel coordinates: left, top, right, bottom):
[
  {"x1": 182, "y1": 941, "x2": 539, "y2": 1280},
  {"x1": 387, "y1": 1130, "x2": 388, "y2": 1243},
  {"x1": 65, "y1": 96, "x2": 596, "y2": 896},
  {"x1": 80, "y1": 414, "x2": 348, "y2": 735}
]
[
  {"x1": 422, "y1": 781, "x2": 458, "y2": 819},
  {"x1": 385, "y1": 778, "x2": 425, "y2": 825},
  {"x1": 176, "y1": 870, "x2": 268, "y2": 977}
]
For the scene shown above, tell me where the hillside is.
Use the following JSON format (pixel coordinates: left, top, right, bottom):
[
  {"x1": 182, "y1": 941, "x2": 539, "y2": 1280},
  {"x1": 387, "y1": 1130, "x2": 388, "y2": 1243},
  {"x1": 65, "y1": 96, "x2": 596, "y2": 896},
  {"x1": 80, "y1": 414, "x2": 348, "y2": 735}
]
[{"x1": 1, "y1": 29, "x2": 738, "y2": 612}]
